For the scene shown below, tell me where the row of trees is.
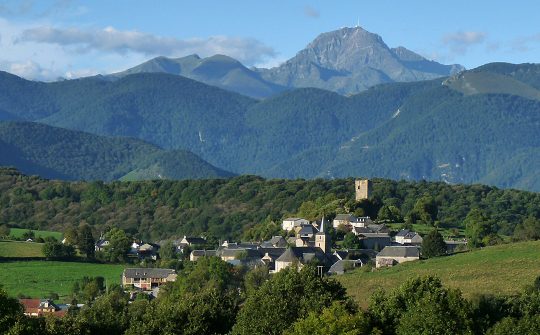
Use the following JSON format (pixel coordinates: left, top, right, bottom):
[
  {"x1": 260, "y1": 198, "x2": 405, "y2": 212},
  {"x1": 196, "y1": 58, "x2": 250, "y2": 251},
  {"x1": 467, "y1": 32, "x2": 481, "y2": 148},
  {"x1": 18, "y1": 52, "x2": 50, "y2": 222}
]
[{"x1": 2, "y1": 258, "x2": 540, "y2": 334}]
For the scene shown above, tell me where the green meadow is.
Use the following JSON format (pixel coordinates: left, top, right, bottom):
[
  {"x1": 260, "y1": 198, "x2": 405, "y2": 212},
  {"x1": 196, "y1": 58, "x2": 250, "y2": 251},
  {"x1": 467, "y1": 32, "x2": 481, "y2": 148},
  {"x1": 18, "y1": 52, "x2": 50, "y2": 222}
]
[
  {"x1": 0, "y1": 240, "x2": 45, "y2": 258},
  {"x1": 0, "y1": 261, "x2": 125, "y2": 301},
  {"x1": 9, "y1": 228, "x2": 63, "y2": 241},
  {"x1": 337, "y1": 240, "x2": 540, "y2": 308}
]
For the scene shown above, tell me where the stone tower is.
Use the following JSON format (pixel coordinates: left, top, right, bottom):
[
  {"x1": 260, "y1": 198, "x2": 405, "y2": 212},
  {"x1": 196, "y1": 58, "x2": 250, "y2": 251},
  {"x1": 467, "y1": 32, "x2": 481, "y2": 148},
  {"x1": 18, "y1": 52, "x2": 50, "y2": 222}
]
[
  {"x1": 355, "y1": 179, "x2": 372, "y2": 201},
  {"x1": 315, "y1": 216, "x2": 331, "y2": 254}
]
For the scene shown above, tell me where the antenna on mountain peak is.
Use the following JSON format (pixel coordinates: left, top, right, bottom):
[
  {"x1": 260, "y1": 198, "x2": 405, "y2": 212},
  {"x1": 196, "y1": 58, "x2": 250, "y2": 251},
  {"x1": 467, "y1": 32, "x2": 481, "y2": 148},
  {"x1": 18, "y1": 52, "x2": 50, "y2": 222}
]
[{"x1": 356, "y1": 18, "x2": 360, "y2": 28}]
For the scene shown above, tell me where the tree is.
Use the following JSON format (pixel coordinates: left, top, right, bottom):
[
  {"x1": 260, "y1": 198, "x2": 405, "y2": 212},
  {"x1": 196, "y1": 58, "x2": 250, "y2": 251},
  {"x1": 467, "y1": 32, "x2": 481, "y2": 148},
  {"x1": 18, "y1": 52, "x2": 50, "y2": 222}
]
[
  {"x1": 513, "y1": 217, "x2": 540, "y2": 241},
  {"x1": 77, "y1": 224, "x2": 95, "y2": 259},
  {"x1": 407, "y1": 196, "x2": 438, "y2": 226},
  {"x1": 158, "y1": 240, "x2": 175, "y2": 260},
  {"x1": 232, "y1": 265, "x2": 351, "y2": 335},
  {"x1": 378, "y1": 205, "x2": 403, "y2": 223},
  {"x1": 0, "y1": 225, "x2": 10, "y2": 239},
  {"x1": 342, "y1": 232, "x2": 362, "y2": 249},
  {"x1": 286, "y1": 302, "x2": 372, "y2": 335},
  {"x1": 42, "y1": 242, "x2": 75, "y2": 259},
  {"x1": 369, "y1": 276, "x2": 473, "y2": 335},
  {"x1": 464, "y1": 209, "x2": 495, "y2": 247},
  {"x1": 103, "y1": 228, "x2": 130, "y2": 262},
  {"x1": 421, "y1": 230, "x2": 447, "y2": 258},
  {"x1": 0, "y1": 287, "x2": 24, "y2": 333},
  {"x1": 63, "y1": 226, "x2": 78, "y2": 245}
]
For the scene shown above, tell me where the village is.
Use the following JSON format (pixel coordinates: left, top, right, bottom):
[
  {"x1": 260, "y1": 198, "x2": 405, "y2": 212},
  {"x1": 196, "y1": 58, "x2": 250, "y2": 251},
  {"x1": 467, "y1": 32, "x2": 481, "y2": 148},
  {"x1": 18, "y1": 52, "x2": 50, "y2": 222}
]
[{"x1": 16, "y1": 179, "x2": 468, "y2": 317}]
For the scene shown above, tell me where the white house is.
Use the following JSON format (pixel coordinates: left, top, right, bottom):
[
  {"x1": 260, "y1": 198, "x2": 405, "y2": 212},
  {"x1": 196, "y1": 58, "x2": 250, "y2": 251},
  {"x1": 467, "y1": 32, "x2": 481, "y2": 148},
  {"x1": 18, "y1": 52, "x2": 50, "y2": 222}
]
[
  {"x1": 333, "y1": 214, "x2": 373, "y2": 229},
  {"x1": 395, "y1": 230, "x2": 423, "y2": 245},
  {"x1": 282, "y1": 218, "x2": 310, "y2": 231}
]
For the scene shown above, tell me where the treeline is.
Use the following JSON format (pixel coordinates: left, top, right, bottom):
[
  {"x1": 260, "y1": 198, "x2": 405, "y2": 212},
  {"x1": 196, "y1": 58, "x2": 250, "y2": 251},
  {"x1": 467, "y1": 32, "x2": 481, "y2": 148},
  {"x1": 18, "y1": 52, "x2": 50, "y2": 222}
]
[
  {"x1": 2, "y1": 258, "x2": 540, "y2": 334},
  {"x1": 0, "y1": 167, "x2": 539, "y2": 242}
]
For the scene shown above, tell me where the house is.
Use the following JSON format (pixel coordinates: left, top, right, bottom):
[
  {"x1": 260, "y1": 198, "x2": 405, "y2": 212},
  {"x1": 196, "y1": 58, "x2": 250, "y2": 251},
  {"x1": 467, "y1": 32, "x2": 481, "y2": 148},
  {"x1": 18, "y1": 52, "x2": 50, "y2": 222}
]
[
  {"x1": 19, "y1": 299, "x2": 65, "y2": 317},
  {"x1": 122, "y1": 268, "x2": 177, "y2": 291},
  {"x1": 178, "y1": 236, "x2": 207, "y2": 250},
  {"x1": 137, "y1": 243, "x2": 160, "y2": 260},
  {"x1": 395, "y1": 230, "x2": 423, "y2": 245},
  {"x1": 95, "y1": 239, "x2": 109, "y2": 251},
  {"x1": 260, "y1": 236, "x2": 288, "y2": 248},
  {"x1": 376, "y1": 246, "x2": 420, "y2": 268},
  {"x1": 333, "y1": 214, "x2": 373, "y2": 229},
  {"x1": 328, "y1": 259, "x2": 363, "y2": 275},
  {"x1": 219, "y1": 248, "x2": 260, "y2": 261},
  {"x1": 274, "y1": 247, "x2": 329, "y2": 272},
  {"x1": 282, "y1": 218, "x2": 310, "y2": 231},
  {"x1": 189, "y1": 249, "x2": 217, "y2": 261},
  {"x1": 356, "y1": 232, "x2": 392, "y2": 250}
]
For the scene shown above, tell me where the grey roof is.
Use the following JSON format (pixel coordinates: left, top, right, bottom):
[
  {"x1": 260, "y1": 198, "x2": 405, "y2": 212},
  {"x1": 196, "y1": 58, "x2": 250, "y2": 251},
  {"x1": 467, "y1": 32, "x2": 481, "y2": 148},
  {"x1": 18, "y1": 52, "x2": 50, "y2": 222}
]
[
  {"x1": 396, "y1": 229, "x2": 411, "y2": 237},
  {"x1": 357, "y1": 232, "x2": 390, "y2": 238},
  {"x1": 123, "y1": 268, "x2": 176, "y2": 279},
  {"x1": 182, "y1": 237, "x2": 207, "y2": 245},
  {"x1": 275, "y1": 247, "x2": 329, "y2": 265},
  {"x1": 220, "y1": 248, "x2": 260, "y2": 258},
  {"x1": 262, "y1": 236, "x2": 288, "y2": 248},
  {"x1": 377, "y1": 246, "x2": 420, "y2": 258},
  {"x1": 275, "y1": 248, "x2": 299, "y2": 263},
  {"x1": 368, "y1": 224, "x2": 390, "y2": 233},
  {"x1": 299, "y1": 225, "x2": 316, "y2": 236},
  {"x1": 334, "y1": 214, "x2": 357, "y2": 221},
  {"x1": 191, "y1": 250, "x2": 217, "y2": 257},
  {"x1": 328, "y1": 260, "x2": 362, "y2": 274}
]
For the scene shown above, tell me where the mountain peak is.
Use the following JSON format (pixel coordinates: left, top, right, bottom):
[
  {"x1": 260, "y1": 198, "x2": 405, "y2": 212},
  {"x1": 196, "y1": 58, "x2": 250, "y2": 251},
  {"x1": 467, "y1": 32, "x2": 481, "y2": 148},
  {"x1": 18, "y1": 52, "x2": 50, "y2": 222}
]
[{"x1": 259, "y1": 26, "x2": 465, "y2": 94}]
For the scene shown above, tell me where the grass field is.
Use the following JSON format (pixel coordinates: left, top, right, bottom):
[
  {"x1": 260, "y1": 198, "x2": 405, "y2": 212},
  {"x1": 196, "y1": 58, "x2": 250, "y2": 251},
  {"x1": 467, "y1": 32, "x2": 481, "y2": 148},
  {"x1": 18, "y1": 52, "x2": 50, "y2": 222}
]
[
  {"x1": 337, "y1": 240, "x2": 540, "y2": 309},
  {"x1": 0, "y1": 240, "x2": 45, "y2": 257},
  {"x1": 9, "y1": 228, "x2": 63, "y2": 241},
  {"x1": 0, "y1": 261, "x2": 125, "y2": 301}
]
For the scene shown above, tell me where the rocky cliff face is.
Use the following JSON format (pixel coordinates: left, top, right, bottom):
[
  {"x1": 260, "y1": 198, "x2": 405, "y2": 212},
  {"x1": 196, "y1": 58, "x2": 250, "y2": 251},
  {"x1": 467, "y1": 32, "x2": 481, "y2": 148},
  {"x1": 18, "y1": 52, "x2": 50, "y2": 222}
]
[{"x1": 259, "y1": 27, "x2": 464, "y2": 94}]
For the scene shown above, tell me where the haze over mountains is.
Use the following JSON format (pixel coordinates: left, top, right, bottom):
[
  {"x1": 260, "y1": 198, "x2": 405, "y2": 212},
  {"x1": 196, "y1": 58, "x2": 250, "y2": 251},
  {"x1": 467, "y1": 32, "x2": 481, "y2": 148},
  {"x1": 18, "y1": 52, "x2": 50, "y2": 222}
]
[
  {"x1": 0, "y1": 27, "x2": 539, "y2": 191},
  {"x1": 111, "y1": 26, "x2": 463, "y2": 98}
]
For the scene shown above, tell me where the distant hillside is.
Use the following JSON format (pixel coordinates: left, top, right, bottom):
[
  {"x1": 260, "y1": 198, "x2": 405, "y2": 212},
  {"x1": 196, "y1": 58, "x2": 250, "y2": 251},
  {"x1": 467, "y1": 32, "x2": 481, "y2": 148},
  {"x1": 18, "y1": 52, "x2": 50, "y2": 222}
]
[
  {"x1": 257, "y1": 26, "x2": 464, "y2": 95},
  {"x1": 110, "y1": 54, "x2": 287, "y2": 99},
  {"x1": 0, "y1": 63, "x2": 539, "y2": 191},
  {"x1": 338, "y1": 241, "x2": 540, "y2": 308},
  {"x1": 0, "y1": 121, "x2": 233, "y2": 181}
]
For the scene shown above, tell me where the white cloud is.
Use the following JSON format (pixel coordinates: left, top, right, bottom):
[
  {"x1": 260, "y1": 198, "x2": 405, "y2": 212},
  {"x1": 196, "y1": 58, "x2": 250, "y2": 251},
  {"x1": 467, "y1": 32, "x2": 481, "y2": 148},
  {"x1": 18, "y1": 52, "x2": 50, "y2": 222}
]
[
  {"x1": 442, "y1": 31, "x2": 487, "y2": 55},
  {"x1": 17, "y1": 25, "x2": 277, "y2": 66}
]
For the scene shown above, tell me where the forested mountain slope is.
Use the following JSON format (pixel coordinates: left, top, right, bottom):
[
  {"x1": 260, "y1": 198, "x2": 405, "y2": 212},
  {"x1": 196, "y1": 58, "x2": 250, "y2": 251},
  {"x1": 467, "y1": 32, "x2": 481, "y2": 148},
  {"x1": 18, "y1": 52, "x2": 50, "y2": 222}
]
[{"x1": 0, "y1": 122, "x2": 233, "y2": 181}]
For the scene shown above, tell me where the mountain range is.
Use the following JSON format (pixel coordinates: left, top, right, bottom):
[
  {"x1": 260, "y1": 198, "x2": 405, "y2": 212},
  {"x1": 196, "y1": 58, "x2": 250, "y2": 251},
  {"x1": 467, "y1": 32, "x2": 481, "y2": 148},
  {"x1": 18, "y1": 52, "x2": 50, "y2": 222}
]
[
  {"x1": 0, "y1": 27, "x2": 538, "y2": 191},
  {"x1": 110, "y1": 26, "x2": 463, "y2": 98},
  {"x1": 0, "y1": 62, "x2": 539, "y2": 190}
]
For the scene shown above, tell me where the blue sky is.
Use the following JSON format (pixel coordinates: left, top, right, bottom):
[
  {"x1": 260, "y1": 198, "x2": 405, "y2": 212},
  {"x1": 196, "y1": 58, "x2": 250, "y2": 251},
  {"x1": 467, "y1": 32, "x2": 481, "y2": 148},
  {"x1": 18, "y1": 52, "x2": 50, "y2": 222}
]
[{"x1": 0, "y1": 0, "x2": 539, "y2": 80}]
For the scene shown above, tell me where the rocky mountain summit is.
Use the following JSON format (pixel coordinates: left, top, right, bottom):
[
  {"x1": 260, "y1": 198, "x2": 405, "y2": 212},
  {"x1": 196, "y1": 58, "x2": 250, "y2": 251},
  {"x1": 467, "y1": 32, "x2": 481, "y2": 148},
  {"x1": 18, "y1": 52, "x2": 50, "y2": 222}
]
[{"x1": 257, "y1": 26, "x2": 464, "y2": 94}]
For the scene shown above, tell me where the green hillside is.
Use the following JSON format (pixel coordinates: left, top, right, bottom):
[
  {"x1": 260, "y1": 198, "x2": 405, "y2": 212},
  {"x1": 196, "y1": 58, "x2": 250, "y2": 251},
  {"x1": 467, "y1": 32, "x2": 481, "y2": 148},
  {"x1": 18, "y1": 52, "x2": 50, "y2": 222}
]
[
  {"x1": 9, "y1": 228, "x2": 63, "y2": 241},
  {"x1": 0, "y1": 260, "x2": 124, "y2": 300},
  {"x1": 0, "y1": 121, "x2": 233, "y2": 181},
  {"x1": 338, "y1": 241, "x2": 540, "y2": 308},
  {"x1": 0, "y1": 168, "x2": 538, "y2": 242},
  {"x1": 0, "y1": 63, "x2": 539, "y2": 190},
  {"x1": 0, "y1": 241, "x2": 45, "y2": 258}
]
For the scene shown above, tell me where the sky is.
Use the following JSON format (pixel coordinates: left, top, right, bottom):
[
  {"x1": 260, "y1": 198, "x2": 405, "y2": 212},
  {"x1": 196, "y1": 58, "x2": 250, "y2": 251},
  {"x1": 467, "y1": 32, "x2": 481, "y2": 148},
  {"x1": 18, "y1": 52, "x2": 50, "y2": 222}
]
[{"x1": 0, "y1": 0, "x2": 539, "y2": 81}]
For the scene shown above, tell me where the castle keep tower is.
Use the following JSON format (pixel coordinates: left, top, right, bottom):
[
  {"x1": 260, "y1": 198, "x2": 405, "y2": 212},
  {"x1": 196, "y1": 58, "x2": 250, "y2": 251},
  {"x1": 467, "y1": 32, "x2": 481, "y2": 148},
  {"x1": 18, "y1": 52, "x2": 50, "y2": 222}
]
[{"x1": 355, "y1": 179, "x2": 372, "y2": 201}]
